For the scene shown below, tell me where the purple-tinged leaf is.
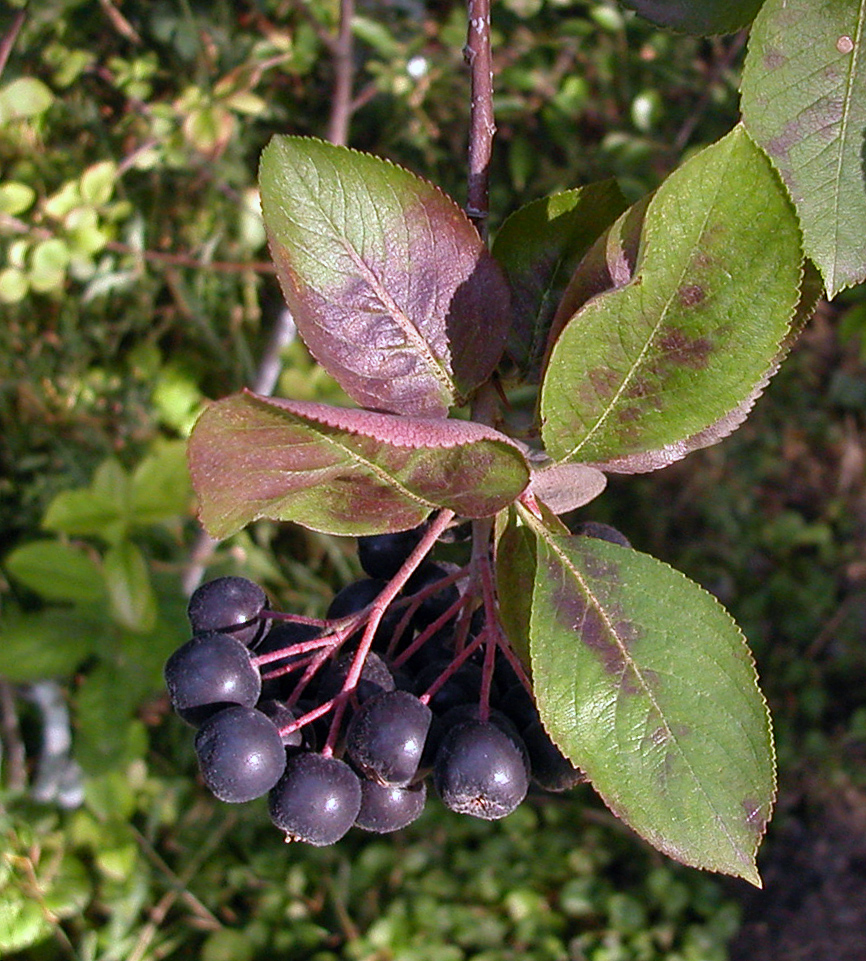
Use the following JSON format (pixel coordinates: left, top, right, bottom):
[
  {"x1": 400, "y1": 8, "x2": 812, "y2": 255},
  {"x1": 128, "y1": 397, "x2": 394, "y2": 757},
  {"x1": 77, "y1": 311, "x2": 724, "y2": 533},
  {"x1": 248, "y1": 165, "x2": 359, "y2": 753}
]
[
  {"x1": 260, "y1": 136, "x2": 511, "y2": 418},
  {"x1": 527, "y1": 463, "x2": 607, "y2": 514},
  {"x1": 544, "y1": 193, "x2": 652, "y2": 360},
  {"x1": 188, "y1": 391, "x2": 529, "y2": 538},
  {"x1": 492, "y1": 182, "x2": 627, "y2": 382},
  {"x1": 526, "y1": 521, "x2": 775, "y2": 885},
  {"x1": 541, "y1": 126, "x2": 803, "y2": 467}
]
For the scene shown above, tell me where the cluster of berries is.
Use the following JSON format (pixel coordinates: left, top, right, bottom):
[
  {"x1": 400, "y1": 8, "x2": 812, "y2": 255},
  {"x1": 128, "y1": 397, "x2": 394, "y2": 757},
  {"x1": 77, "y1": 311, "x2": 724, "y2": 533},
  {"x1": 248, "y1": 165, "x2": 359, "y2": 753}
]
[{"x1": 164, "y1": 525, "x2": 585, "y2": 846}]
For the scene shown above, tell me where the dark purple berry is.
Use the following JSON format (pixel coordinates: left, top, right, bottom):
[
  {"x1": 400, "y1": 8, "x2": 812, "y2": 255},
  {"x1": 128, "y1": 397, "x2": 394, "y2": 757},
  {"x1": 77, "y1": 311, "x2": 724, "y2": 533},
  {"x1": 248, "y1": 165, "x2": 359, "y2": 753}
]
[
  {"x1": 357, "y1": 524, "x2": 428, "y2": 580},
  {"x1": 355, "y1": 779, "x2": 427, "y2": 833},
  {"x1": 346, "y1": 690, "x2": 432, "y2": 786},
  {"x1": 256, "y1": 620, "x2": 321, "y2": 701},
  {"x1": 194, "y1": 706, "x2": 286, "y2": 803},
  {"x1": 317, "y1": 650, "x2": 395, "y2": 704},
  {"x1": 256, "y1": 699, "x2": 304, "y2": 749},
  {"x1": 523, "y1": 721, "x2": 586, "y2": 792},
  {"x1": 187, "y1": 576, "x2": 268, "y2": 646},
  {"x1": 269, "y1": 753, "x2": 361, "y2": 845},
  {"x1": 164, "y1": 631, "x2": 261, "y2": 726},
  {"x1": 405, "y1": 562, "x2": 461, "y2": 629},
  {"x1": 433, "y1": 718, "x2": 529, "y2": 820}
]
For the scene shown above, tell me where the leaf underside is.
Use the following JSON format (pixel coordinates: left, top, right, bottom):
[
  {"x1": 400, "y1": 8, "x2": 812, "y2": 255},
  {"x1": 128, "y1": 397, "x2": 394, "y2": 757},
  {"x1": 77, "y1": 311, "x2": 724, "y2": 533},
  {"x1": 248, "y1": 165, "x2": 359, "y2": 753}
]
[
  {"x1": 260, "y1": 136, "x2": 511, "y2": 418},
  {"x1": 529, "y1": 530, "x2": 775, "y2": 885},
  {"x1": 540, "y1": 125, "x2": 803, "y2": 471},
  {"x1": 620, "y1": 0, "x2": 764, "y2": 35},
  {"x1": 741, "y1": 0, "x2": 866, "y2": 298},
  {"x1": 187, "y1": 391, "x2": 530, "y2": 538}
]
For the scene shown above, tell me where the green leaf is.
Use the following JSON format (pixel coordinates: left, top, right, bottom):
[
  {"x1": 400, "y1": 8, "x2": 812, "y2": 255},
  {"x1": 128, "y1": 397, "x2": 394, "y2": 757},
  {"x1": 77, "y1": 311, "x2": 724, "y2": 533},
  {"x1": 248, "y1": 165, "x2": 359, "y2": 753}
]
[
  {"x1": 75, "y1": 662, "x2": 150, "y2": 774},
  {"x1": 741, "y1": 0, "x2": 866, "y2": 298},
  {"x1": 495, "y1": 516, "x2": 537, "y2": 671},
  {"x1": 0, "y1": 182, "x2": 36, "y2": 215},
  {"x1": 492, "y1": 182, "x2": 627, "y2": 381},
  {"x1": 527, "y1": 525, "x2": 775, "y2": 884},
  {"x1": 0, "y1": 609, "x2": 105, "y2": 681},
  {"x1": 4, "y1": 540, "x2": 105, "y2": 602},
  {"x1": 104, "y1": 542, "x2": 157, "y2": 633},
  {"x1": 619, "y1": 0, "x2": 763, "y2": 35},
  {"x1": 188, "y1": 391, "x2": 530, "y2": 538},
  {"x1": 43, "y1": 458, "x2": 130, "y2": 543},
  {"x1": 260, "y1": 136, "x2": 511, "y2": 417},
  {"x1": 540, "y1": 126, "x2": 802, "y2": 467},
  {"x1": 0, "y1": 898, "x2": 51, "y2": 954},
  {"x1": 0, "y1": 77, "x2": 54, "y2": 123},
  {"x1": 129, "y1": 441, "x2": 192, "y2": 525}
]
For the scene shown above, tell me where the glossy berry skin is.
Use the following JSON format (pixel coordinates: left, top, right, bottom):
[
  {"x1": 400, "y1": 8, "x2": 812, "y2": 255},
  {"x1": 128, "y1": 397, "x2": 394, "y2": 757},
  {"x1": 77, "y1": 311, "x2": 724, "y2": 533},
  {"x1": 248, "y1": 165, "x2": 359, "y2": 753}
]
[
  {"x1": 194, "y1": 706, "x2": 286, "y2": 803},
  {"x1": 357, "y1": 524, "x2": 427, "y2": 580},
  {"x1": 269, "y1": 753, "x2": 361, "y2": 846},
  {"x1": 346, "y1": 690, "x2": 432, "y2": 786},
  {"x1": 523, "y1": 720, "x2": 586, "y2": 792},
  {"x1": 317, "y1": 651, "x2": 395, "y2": 705},
  {"x1": 164, "y1": 631, "x2": 261, "y2": 726},
  {"x1": 355, "y1": 779, "x2": 427, "y2": 833},
  {"x1": 256, "y1": 699, "x2": 304, "y2": 749},
  {"x1": 433, "y1": 719, "x2": 529, "y2": 820},
  {"x1": 187, "y1": 576, "x2": 268, "y2": 646}
]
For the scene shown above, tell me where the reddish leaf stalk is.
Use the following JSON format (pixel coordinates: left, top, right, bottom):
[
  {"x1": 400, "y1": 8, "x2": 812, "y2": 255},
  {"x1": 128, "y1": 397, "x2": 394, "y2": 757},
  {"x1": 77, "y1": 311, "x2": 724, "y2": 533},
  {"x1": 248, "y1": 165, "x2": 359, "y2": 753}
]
[
  {"x1": 418, "y1": 632, "x2": 486, "y2": 705},
  {"x1": 465, "y1": 0, "x2": 495, "y2": 233},
  {"x1": 319, "y1": 510, "x2": 456, "y2": 754}
]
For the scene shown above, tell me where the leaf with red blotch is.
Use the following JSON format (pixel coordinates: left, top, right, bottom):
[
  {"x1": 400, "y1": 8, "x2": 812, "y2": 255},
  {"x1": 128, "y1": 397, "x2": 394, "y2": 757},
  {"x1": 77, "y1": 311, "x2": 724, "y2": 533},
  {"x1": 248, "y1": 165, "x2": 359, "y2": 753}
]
[
  {"x1": 260, "y1": 136, "x2": 511, "y2": 418},
  {"x1": 188, "y1": 391, "x2": 530, "y2": 538}
]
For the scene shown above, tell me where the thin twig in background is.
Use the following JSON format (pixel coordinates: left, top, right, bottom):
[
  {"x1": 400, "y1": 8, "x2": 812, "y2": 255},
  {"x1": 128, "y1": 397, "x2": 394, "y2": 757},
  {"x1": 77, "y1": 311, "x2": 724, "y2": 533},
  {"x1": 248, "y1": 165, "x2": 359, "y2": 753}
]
[
  {"x1": 465, "y1": 0, "x2": 495, "y2": 236},
  {"x1": 182, "y1": 0, "x2": 359, "y2": 593},
  {"x1": 0, "y1": 8, "x2": 26, "y2": 78},
  {"x1": 328, "y1": 0, "x2": 356, "y2": 146},
  {"x1": 0, "y1": 680, "x2": 27, "y2": 793}
]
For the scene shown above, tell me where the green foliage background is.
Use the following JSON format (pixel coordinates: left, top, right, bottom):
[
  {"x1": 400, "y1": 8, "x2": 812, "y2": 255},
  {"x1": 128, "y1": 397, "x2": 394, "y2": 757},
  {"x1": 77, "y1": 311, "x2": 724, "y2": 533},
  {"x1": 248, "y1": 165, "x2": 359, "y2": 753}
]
[{"x1": 1, "y1": 1, "x2": 865, "y2": 958}]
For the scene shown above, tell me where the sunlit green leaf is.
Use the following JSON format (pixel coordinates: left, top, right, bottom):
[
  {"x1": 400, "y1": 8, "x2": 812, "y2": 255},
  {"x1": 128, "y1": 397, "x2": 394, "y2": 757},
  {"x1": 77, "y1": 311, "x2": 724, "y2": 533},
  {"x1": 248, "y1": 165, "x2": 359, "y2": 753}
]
[
  {"x1": 541, "y1": 126, "x2": 802, "y2": 467},
  {"x1": 526, "y1": 524, "x2": 774, "y2": 883},
  {"x1": 4, "y1": 540, "x2": 105, "y2": 602},
  {"x1": 741, "y1": 0, "x2": 866, "y2": 297},
  {"x1": 104, "y1": 543, "x2": 157, "y2": 633}
]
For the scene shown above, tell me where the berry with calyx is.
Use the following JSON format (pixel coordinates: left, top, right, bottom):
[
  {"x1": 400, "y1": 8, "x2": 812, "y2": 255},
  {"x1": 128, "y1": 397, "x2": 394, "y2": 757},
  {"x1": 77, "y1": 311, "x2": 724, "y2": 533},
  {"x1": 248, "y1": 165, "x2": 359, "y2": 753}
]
[
  {"x1": 357, "y1": 523, "x2": 428, "y2": 580},
  {"x1": 355, "y1": 779, "x2": 427, "y2": 833},
  {"x1": 269, "y1": 753, "x2": 361, "y2": 845},
  {"x1": 346, "y1": 690, "x2": 432, "y2": 786},
  {"x1": 187, "y1": 576, "x2": 269, "y2": 647},
  {"x1": 433, "y1": 718, "x2": 529, "y2": 820},
  {"x1": 194, "y1": 706, "x2": 286, "y2": 803},
  {"x1": 164, "y1": 631, "x2": 261, "y2": 726}
]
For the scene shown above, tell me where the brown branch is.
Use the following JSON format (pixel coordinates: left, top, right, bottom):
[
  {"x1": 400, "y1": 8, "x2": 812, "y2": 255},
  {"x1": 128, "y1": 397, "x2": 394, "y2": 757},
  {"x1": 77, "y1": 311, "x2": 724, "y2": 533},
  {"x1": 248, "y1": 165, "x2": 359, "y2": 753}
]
[
  {"x1": 0, "y1": 8, "x2": 26, "y2": 79},
  {"x1": 465, "y1": 0, "x2": 495, "y2": 235},
  {"x1": 327, "y1": 0, "x2": 356, "y2": 146}
]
